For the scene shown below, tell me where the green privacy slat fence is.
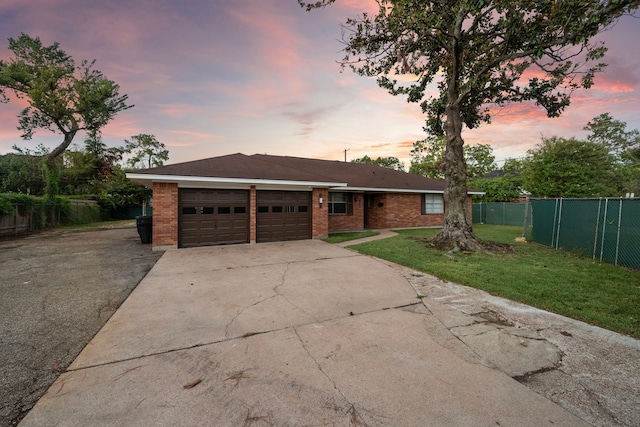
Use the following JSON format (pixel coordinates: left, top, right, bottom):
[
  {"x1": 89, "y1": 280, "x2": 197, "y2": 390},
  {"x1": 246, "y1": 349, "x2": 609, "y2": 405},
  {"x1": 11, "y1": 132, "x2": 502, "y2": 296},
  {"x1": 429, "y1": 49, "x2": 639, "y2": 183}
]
[
  {"x1": 530, "y1": 198, "x2": 640, "y2": 270},
  {"x1": 472, "y1": 202, "x2": 532, "y2": 227}
]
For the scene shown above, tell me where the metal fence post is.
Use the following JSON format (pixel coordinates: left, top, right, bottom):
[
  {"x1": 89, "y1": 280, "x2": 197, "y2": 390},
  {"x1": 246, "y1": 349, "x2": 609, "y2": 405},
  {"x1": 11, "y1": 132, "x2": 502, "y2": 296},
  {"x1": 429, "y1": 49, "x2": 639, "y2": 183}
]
[
  {"x1": 521, "y1": 197, "x2": 529, "y2": 237},
  {"x1": 551, "y1": 199, "x2": 558, "y2": 247},
  {"x1": 555, "y1": 198, "x2": 563, "y2": 250},
  {"x1": 615, "y1": 198, "x2": 623, "y2": 266},
  {"x1": 593, "y1": 198, "x2": 602, "y2": 260},
  {"x1": 600, "y1": 198, "x2": 609, "y2": 262}
]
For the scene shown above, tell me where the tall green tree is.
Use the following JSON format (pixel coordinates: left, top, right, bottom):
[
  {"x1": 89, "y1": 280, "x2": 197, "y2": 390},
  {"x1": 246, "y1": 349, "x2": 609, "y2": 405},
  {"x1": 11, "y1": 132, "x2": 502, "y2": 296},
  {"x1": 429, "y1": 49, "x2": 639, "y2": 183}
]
[
  {"x1": 410, "y1": 137, "x2": 496, "y2": 179},
  {"x1": 468, "y1": 174, "x2": 524, "y2": 202},
  {"x1": 584, "y1": 113, "x2": 640, "y2": 155},
  {"x1": 502, "y1": 157, "x2": 525, "y2": 173},
  {"x1": 409, "y1": 136, "x2": 446, "y2": 178},
  {"x1": 0, "y1": 153, "x2": 46, "y2": 195},
  {"x1": 584, "y1": 113, "x2": 640, "y2": 194},
  {"x1": 123, "y1": 134, "x2": 169, "y2": 169},
  {"x1": 352, "y1": 155, "x2": 405, "y2": 171},
  {"x1": 301, "y1": 0, "x2": 639, "y2": 251},
  {"x1": 0, "y1": 33, "x2": 133, "y2": 195},
  {"x1": 522, "y1": 137, "x2": 622, "y2": 198},
  {"x1": 463, "y1": 144, "x2": 497, "y2": 179}
]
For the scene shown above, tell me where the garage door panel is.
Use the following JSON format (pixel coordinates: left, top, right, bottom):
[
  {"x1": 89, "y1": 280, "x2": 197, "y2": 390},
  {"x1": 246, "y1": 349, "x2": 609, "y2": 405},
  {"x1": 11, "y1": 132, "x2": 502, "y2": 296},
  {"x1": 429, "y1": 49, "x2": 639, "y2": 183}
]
[
  {"x1": 256, "y1": 191, "x2": 311, "y2": 243},
  {"x1": 179, "y1": 189, "x2": 249, "y2": 248}
]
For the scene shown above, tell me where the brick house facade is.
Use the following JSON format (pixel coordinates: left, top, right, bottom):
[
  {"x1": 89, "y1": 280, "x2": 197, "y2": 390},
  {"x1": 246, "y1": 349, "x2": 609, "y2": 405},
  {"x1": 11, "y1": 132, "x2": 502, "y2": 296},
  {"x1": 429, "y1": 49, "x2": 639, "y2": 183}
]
[{"x1": 128, "y1": 154, "x2": 482, "y2": 250}]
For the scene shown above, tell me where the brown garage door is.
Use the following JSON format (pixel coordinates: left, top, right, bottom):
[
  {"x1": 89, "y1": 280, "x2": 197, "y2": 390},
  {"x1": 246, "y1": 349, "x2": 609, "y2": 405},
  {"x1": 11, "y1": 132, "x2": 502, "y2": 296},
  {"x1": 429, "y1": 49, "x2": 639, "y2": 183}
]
[
  {"x1": 179, "y1": 189, "x2": 249, "y2": 248},
  {"x1": 256, "y1": 191, "x2": 311, "y2": 243}
]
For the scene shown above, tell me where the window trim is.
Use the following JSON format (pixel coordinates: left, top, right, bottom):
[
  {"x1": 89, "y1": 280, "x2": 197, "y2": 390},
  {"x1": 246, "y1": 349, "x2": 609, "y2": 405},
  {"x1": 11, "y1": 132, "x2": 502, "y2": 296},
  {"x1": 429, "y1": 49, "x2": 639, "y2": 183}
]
[
  {"x1": 422, "y1": 194, "x2": 444, "y2": 215},
  {"x1": 328, "y1": 192, "x2": 353, "y2": 215}
]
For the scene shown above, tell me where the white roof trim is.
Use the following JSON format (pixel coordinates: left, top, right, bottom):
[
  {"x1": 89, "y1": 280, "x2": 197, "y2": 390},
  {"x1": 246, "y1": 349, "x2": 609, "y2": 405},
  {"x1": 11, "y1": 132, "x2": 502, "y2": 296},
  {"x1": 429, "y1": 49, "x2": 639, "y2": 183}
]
[
  {"x1": 126, "y1": 173, "x2": 347, "y2": 188},
  {"x1": 330, "y1": 186, "x2": 485, "y2": 195},
  {"x1": 126, "y1": 174, "x2": 484, "y2": 195}
]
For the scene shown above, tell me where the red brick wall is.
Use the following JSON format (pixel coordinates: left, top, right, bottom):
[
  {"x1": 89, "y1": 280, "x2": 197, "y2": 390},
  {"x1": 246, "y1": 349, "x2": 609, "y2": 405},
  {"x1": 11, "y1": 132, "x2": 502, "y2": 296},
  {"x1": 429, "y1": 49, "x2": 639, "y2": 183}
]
[
  {"x1": 364, "y1": 193, "x2": 474, "y2": 229},
  {"x1": 311, "y1": 188, "x2": 328, "y2": 239},
  {"x1": 152, "y1": 182, "x2": 178, "y2": 249},
  {"x1": 368, "y1": 193, "x2": 442, "y2": 228},
  {"x1": 328, "y1": 192, "x2": 364, "y2": 232},
  {"x1": 364, "y1": 193, "x2": 387, "y2": 229}
]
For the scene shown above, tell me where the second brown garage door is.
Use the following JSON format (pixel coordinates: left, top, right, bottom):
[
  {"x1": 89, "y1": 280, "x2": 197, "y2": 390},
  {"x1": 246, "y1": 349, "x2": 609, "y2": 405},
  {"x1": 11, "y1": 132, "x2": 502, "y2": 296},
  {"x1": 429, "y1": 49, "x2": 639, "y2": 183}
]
[
  {"x1": 256, "y1": 191, "x2": 311, "y2": 242},
  {"x1": 179, "y1": 189, "x2": 249, "y2": 248}
]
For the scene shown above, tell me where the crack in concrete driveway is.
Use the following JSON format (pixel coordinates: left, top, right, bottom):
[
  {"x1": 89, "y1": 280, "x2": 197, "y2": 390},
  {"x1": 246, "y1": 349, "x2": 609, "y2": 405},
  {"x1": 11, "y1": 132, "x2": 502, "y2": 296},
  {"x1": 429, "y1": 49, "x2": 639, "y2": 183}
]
[{"x1": 19, "y1": 240, "x2": 637, "y2": 426}]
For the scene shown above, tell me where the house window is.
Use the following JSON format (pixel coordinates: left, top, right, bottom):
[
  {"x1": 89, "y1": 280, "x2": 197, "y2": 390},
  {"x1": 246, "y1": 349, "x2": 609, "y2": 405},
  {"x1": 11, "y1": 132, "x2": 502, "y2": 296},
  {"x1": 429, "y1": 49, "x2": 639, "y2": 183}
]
[
  {"x1": 423, "y1": 194, "x2": 444, "y2": 214},
  {"x1": 329, "y1": 192, "x2": 353, "y2": 215}
]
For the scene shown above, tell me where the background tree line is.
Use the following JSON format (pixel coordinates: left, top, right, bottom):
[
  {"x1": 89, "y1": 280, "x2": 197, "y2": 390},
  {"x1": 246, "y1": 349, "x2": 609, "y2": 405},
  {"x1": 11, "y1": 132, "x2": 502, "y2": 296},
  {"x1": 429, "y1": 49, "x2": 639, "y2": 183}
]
[
  {"x1": 0, "y1": 133, "x2": 168, "y2": 214},
  {"x1": 353, "y1": 113, "x2": 639, "y2": 202}
]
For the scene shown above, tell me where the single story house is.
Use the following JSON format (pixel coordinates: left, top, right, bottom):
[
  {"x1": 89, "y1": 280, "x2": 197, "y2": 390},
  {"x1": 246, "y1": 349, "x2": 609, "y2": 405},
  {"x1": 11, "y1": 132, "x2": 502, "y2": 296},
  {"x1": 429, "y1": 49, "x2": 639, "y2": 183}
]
[{"x1": 127, "y1": 153, "x2": 482, "y2": 250}]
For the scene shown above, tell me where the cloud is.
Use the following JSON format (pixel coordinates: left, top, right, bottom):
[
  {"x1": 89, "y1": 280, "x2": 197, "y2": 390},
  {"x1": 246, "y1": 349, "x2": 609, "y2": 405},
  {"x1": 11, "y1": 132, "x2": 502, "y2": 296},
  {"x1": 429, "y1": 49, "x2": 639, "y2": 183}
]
[{"x1": 1, "y1": 0, "x2": 639, "y2": 167}]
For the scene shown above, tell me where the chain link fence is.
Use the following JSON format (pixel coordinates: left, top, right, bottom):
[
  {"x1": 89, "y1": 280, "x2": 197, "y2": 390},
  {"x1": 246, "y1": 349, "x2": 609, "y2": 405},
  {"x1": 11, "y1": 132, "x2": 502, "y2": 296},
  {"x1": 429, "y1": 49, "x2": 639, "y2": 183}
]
[
  {"x1": 530, "y1": 198, "x2": 640, "y2": 270},
  {"x1": 0, "y1": 200, "x2": 102, "y2": 237},
  {"x1": 473, "y1": 202, "x2": 533, "y2": 235}
]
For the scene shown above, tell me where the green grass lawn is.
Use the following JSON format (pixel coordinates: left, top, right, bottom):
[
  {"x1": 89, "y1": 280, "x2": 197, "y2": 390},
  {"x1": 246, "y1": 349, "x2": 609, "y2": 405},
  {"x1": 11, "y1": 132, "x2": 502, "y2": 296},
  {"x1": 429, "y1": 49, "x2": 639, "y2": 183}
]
[
  {"x1": 347, "y1": 224, "x2": 640, "y2": 338},
  {"x1": 323, "y1": 230, "x2": 380, "y2": 244}
]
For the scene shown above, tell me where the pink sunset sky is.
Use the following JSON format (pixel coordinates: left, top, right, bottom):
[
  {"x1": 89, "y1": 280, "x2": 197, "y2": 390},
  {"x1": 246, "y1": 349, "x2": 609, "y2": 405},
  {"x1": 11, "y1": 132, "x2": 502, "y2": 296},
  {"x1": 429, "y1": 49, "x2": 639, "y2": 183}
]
[{"x1": 0, "y1": 0, "x2": 639, "y2": 168}]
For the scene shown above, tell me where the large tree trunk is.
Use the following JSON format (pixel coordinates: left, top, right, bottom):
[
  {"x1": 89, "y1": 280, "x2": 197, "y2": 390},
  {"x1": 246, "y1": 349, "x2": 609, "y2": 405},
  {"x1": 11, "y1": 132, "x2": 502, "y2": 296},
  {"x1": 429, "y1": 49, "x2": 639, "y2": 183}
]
[
  {"x1": 46, "y1": 129, "x2": 77, "y2": 163},
  {"x1": 44, "y1": 129, "x2": 76, "y2": 197},
  {"x1": 430, "y1": 99, "x2": 483, "y2": 252}
]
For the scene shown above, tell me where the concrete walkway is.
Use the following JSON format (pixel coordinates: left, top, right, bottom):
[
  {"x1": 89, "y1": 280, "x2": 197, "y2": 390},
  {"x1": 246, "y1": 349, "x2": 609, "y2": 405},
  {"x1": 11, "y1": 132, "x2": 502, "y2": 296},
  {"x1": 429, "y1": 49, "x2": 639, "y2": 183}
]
[
  {"x1": 20, "y1": 240, "x2": 597, "y2": 426},
  {"x1": 335, "y1": 229, "x2": 398, "y2": 247}
]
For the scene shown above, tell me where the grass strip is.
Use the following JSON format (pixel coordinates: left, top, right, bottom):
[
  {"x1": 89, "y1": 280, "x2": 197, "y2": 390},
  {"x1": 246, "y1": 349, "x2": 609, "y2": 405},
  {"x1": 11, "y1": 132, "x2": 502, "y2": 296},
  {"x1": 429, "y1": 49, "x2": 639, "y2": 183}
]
[{"x1": 348, "y1": 224, "x2": 640, "y2": 338}]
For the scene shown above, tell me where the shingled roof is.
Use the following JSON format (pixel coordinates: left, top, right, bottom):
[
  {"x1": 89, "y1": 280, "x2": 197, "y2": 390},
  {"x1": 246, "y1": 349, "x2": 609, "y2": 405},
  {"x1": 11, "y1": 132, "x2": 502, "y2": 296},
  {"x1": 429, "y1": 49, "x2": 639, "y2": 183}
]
[{"x1": 128, "y1": 153, "x2": 479, "y2": 194}]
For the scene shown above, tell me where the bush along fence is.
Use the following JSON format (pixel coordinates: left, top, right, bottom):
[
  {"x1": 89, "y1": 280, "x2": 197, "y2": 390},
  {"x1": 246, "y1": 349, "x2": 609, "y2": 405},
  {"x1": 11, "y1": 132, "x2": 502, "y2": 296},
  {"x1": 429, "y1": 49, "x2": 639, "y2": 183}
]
[
  {"x1": 0, "y1": 195, "x2": 102, "y2": 237},
  {"x1": 530, "y1": 198, "x2": 640, "y2": 270}
]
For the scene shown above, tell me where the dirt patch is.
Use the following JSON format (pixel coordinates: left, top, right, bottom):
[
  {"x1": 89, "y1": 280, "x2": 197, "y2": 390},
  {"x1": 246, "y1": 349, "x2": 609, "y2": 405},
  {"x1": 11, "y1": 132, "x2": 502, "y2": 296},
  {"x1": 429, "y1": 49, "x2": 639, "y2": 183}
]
[
  {"x1": 0, "y1": 226, "x2": 162, "y2": 427},
  {"x1": 411, "y1": 237, "x2": 515, "y2": 254}
]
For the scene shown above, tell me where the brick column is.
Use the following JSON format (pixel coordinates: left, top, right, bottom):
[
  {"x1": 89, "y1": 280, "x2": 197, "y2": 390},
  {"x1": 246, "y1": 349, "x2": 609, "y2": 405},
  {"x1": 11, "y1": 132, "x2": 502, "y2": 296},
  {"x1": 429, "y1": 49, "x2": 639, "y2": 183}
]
[
  {"x1": 312, "y1": 188, "x2": 328, "y2": 239},
  {"x1": 249, "y1": 185, "x2": 257, "y2": 243},
  {"x1": 152, "y1": 182, "x2": 178, "y2": 250}
]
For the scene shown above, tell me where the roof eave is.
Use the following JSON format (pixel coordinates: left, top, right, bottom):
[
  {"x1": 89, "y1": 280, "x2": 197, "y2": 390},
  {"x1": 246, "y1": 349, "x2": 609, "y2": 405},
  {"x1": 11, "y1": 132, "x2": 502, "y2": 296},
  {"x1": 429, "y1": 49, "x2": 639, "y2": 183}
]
[
  {"x1": 126, "y1": 173, "x2": 347, "y2": 189},
  {"x1": 332, "y1": 186, "x2": 484, "y2": 195}
]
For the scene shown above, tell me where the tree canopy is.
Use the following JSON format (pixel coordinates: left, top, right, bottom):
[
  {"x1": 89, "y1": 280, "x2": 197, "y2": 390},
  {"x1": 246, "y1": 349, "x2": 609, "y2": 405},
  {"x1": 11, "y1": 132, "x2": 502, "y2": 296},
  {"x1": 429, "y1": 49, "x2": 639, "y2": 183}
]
[
  {"x1": 468, "y1": 174, "x2": 524, "y2": 202},
  {"x1": 522, "y1": 136, "x2": 621, "y2": 198},
  {"x1": 409, "y1": 136, "x2": 496, "y2": 179},
  {"x1": 301, "y1": 0, "x2": 640, "y2": 251},
  {"x1": 0, "y1": 34, "x2": 133, "y2": 163},
  {"x1": 351, "y1": 155, "x2": 405, "y2": 171},
  {"x1": 585, "y1": 113, "x2": 640, "y2": 156},
  {"x1": 123, "y1": 134, "x2": 169, "y2": 169}
]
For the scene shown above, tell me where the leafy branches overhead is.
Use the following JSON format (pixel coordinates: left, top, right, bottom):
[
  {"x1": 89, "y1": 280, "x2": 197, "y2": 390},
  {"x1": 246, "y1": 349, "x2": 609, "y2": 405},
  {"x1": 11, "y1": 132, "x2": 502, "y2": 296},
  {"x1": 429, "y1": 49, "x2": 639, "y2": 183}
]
[
  {"x1": 322, "y1": 0, "x2": 637, "y2": 135},
  {"x1": 0, "y1": 33, "x2": 133, "y2": 162}
]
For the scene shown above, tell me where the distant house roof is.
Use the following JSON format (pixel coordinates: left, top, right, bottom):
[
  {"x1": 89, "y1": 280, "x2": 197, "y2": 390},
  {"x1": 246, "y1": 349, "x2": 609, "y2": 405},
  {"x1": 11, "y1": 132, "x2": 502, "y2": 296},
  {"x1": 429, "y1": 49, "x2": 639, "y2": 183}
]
[{"x1": 127, "y1": 153, "x2": 483, "y2": 194}]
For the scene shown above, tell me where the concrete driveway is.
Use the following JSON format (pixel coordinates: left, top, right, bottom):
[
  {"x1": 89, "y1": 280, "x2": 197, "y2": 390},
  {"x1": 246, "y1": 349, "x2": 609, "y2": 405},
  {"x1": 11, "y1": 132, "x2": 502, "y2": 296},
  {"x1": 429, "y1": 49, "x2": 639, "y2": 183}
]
[{"x1": 19, "y1": 240, "x2": 588, "y2": 426}]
